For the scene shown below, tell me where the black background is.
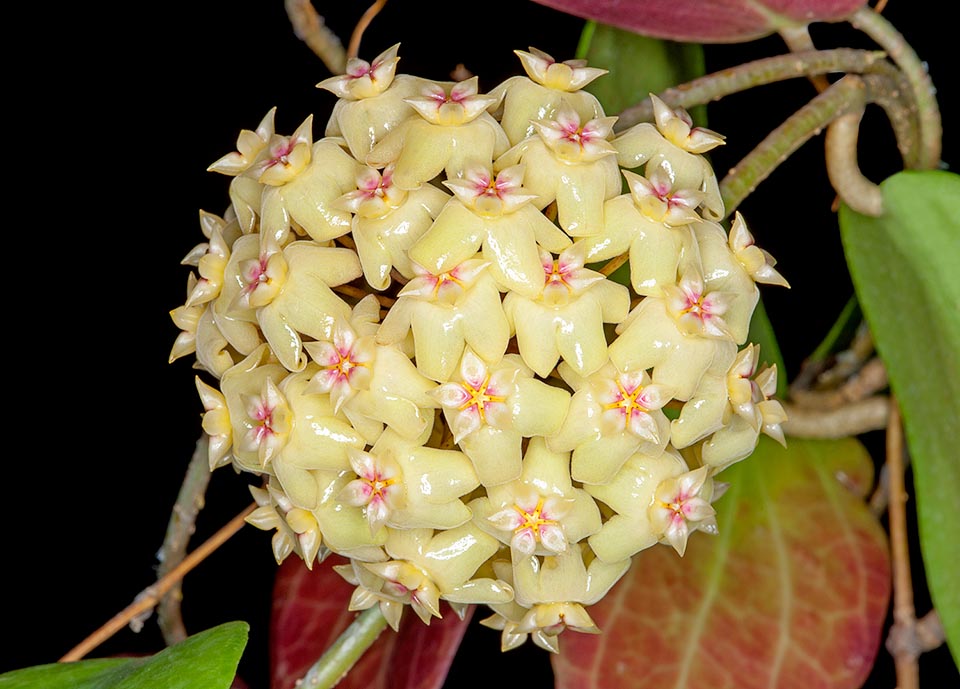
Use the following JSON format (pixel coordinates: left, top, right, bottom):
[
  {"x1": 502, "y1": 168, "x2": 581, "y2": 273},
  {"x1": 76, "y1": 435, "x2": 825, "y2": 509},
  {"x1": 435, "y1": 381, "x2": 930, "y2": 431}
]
[{"x1": 6, "y1": 1, "x2": 957, "y2": 687}]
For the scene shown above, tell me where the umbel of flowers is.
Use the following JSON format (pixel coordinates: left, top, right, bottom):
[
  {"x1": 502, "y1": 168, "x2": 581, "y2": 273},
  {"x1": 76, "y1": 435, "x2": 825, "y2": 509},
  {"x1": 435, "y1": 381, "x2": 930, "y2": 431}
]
[{"x1": 171, "y1": 45, "x2": 789, "y2": 653}]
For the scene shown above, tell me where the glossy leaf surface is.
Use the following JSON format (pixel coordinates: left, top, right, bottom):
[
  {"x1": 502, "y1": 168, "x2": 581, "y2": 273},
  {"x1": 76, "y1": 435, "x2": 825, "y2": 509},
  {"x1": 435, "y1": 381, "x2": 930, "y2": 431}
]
[
  {"x1": 271, "y1": 555, "x2": 473, "y2": 689},
  {"x1": 534, "y1": 0, "x2": 868, "y2": 43},
  {"x1": 577, "y1": 22, "x2": 705, "y2": 120},
  {"x1": 0, "y1": 622, "x2": 249, "y2": 689},
  {"x1": 552, "y1": 436, "x2": 890, "y2": 689},
  {"x1": 839, "y1": 169, "x2": 960, "y2": 662}
]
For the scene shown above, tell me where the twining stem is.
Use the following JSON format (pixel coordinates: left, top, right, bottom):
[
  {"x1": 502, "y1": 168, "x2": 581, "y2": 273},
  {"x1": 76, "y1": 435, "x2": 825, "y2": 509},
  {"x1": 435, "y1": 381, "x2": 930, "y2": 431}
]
[
  {"x1": 615, "y1": 49, "x2": 889, "y2": 130},
  {"x1": 284, "y1": 0, "x2": 347, "y2": 74},
  {"x1": 885, "y1": 398, "x2": 920, "y2": 689},
  {"x1": 720, "y1": 75, "x2": 866, "y2": 217},
  {"x1": 59, "y1": 504, "x2": 256, "y2": 663},
  {"x1": 781, "y1": 396, "x2": 889, "y2": 438},
  {"x1": 157, "y1": 438, "x2": 214, "y2": 645},
  {"x1": 777, "y1": 26, "x2": 831, "y2": 93},
  {"x1": 825, "y1": 102, "x2": 884, "y2": 216},
  {"x1": 347, "y1": 0, "x2": 389, "y2": 60},
  {"x1": 298, "y1": 606, "x2": 389, "y2": 688},
  {"x1": 849, "y1": 6, "x2": 942, "y2": 169}
]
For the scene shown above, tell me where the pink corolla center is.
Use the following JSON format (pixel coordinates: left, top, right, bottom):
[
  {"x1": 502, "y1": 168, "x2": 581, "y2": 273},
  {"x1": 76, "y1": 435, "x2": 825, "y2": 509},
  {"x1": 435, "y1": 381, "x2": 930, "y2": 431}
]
[
  {"x1": 446, "y1": 165, "x2": 533, "y2": 216},
  {"x1": 307, "y1": 326, "x2": 374, "y2": 412},
  {"x1": 534, "y1": 109, "x2": 616, "y2": 162},
  {"x1": 338, "y1": 166, "x2": 407, "y2": 218},
  {"x1": 599, "y1": 373, "x2": 666, "y2": 442},
  {"x1": 407, "y1": 78, "x2": 496, "y2": 126},
  {"x1": 434, "y1": 352, "x2": 513, "y2": 442},
  {"x1": 340, "y1": 451, "x2": 402, "y2": 535},
  {"x1": 650, "y1": 468, "x2": 717, "y2": 556},
  {"x1": 237, "y1": 248, "x2": 286, "y2": 309},
  {"x1": 665, "y1": 273, "x2": 732, "y2": 338},
  {"x1": 489, "y1": 495, "x2": 570, "y2": 555},
  {"x1": 626, "y1": 169, "x2": 704, "y2": 226},
  {"x1": 239, "y1": 380, "x2": 290, "y2": 466},
  {"x1": 400, "y1": 259, "x2": 489, "y2": 305}
]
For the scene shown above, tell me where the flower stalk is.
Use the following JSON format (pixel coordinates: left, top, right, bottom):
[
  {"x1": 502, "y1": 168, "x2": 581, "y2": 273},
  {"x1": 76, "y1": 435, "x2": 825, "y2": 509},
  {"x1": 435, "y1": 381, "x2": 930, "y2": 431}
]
[{"x1": 298, "y1": 606, "x2": 389, "y2": 689}]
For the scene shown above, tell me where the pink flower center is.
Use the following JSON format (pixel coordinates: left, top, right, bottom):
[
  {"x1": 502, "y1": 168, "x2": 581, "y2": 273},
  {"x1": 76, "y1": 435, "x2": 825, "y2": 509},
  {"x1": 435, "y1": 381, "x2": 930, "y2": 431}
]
[
  {"x1": 458, "y1": 373, "x2": 506, "y2": 423},
  {"x1": 513, "y1": 498, "x2": 558, "y2": 539},
  {"x1": 250, "y1": 401, "x2": 278, "y2": 445},
  {"x1": 602, "y1": 378, "x2": 651, "y2": 423},
  {"x1": 322, "y1": 344, "x2": 368, "y2": 386},
  {"x1": 242, "y1": 256, "x2": 270, "y2": 295},
  {"x1": 264, "y1": 138, "x2": 296, "y2": 170}
]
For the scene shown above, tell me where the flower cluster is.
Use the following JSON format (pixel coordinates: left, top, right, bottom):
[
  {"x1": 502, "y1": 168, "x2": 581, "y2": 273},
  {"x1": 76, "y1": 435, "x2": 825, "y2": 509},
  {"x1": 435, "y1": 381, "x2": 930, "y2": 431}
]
[{"x1": 171, "y1": 45, "x2": 788, "y2": 652}]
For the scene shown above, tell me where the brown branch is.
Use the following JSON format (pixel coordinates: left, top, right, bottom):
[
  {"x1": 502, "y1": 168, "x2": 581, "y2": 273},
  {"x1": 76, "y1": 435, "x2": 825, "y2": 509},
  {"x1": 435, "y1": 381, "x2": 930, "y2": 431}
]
[
  {"x1": 59, "y1": 503, "x2": 256, "y2": 663},
  {"x1": 884, "y1": 397, "x2": 920, "y2": 689},
  {"x1": 285, "y1": 0, "x2": 347, "y2": 74},
  {"x1": 156, "y1": 438, "x2": 214, "y2": 645},
  {"x1": 825, "y1": 101, "x2": 884, "y2": 216},
  {"x1": 781, "y1": 396, "x2": 889, "y2": 438},
  {"x1": 790, "y1": 356, "x2": 888, "y2": 409},
  {"x1": 347, "y1": 0, "x2": 388, "y2": 60}
]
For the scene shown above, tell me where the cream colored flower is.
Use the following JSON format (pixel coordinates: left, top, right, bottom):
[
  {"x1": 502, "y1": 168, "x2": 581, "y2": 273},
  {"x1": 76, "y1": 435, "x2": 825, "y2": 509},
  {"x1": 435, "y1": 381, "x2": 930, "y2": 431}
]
[
  {"x1": 548, "y1": 361, "x2": 672, "y2": 485},
  {"x1": 180, "y1": 210, "x2": 242, "y2": 308},
  {"x1": 585, "y1": 447, "x2": 692, "y2": 562},
  {"x1": 471, "y1": 437, "x2": 601, "y2": 557},
  {"x1": 431, "y1": 350, "x2": 570, "y2": 486},
  {"x1": 612, "y1": 94, "x2": 724, "y2": 221},
  {"x1": 258, "y1": 137, "x2": 365, "y2": 247},
  {"x1": 303, "y1": 296, "x2": 439, "y2": 444},
  {"x1": 341, "y1": 428, "x2": 479, "y2": 534},
  {"x1": 335, "y1": 164, "x2": 450, "y2": 290},
  {"x1": 407, "y1": 164, "x2": 571, "y2": 297},
  {"x1": 490, "y1": 47, "x2": 607, "y2": 145},
  {"x1": 351, "y1": 524, "x2": 513, "y2": 626},
  {"x1": 728, "y1": 212, "x2": 790, "y2": 288},
  {"x1": 508, "y1": 545, "x2": 629, "y2": 651},
  {"x1": 497, "y1": 106, "x2": 621, "y2": 236},
  {"x1": 318, "y1": 43, "x2": 436, "y2": 159},
  {"x1": 220, "y1": 235, "x2": 361, "y2": 371},
  {"x1": 648, "y1": 465, "x2": 718, "y2": 556},
  {"x1": 503, "y1": 243, "x2": 630, "y2": 377},
  {"x1": 246, "y1": 481, "x2": 327, "y2": 568},
  {"x1": 195, "y1": 376, "x2": 233, "y2": 470},
  {"x1": 367, "y1": 77, "x2": 509, "y2": 189},
  {"x1": 581, "y1": 169, "x2": 704, "y2": 297},
  {"x1": 608, "y1": 295, "x2": 738, "y2": 402},
  {"x1": 376, "y1": 257, "x2": 510, "y2": 382}
]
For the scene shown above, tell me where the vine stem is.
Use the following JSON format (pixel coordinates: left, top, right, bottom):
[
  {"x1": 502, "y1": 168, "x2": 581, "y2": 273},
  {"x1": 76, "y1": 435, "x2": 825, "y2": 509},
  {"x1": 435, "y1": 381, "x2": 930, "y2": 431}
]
[
  {"x1": 284, "y1": 0, "x2": 347, "y2": 74},
  {"x1": 347, "y1": 0, "x2": 388, "y2": 60},
  {"x1": 720, "y1": 74, "x2": 867, "y2": 216},
  {"x1": 849, "y1": 6, "x2": 942, "y2": 169},
  {"x1": 298, "y1": 606, "x2": 389, "y2": 688},
  {"x1": 156, "y1": 438, "x2": 214, "y2": 645},
  {"x1": 615, "y1": 48, "x2": 889, "y2": 131},
  {"x1": 59, "y1": 503, "x2": 256, "y2": 663},
  {"x1": 885, "y1": 397, "x2": 920, "y2": 689}
]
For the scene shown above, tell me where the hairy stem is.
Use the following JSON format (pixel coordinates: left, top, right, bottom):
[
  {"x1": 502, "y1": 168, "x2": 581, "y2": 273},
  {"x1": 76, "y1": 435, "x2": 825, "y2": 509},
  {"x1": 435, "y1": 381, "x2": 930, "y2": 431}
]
[
  {"x1": 59, "y1": 504, "x2": 255, "y2": 663},
  {"x1": 616, "y1": 49, "x2": 889, "y2": 130},
  {"x1": 720, "y1": 75, "x2": 865, "y2": 217},
  {"x1": 298, "y1": 606, "x2": 389, "y2": 688},
  {"x1": 157, "y1": 438, "x2": 214, "y2": 645},
  {"x1": 285, "y1": 0, "x2": 347, "y2": 74},
  {"x1": 849, "y1": 6, "x2": 942, "y2": 169},
  {"x1": 777, "y1": 26, "x2": 830, "y2": 93}
]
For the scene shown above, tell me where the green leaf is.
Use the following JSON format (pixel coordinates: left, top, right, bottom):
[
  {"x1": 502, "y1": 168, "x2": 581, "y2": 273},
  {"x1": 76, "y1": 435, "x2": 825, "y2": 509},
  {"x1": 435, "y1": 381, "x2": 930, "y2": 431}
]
[
  {"x1": 576, "y1": 21, "x2": 706, "y2": 123},
  {"x1": 839, "y1": 169, "x2": 960, "y2": 663},
  {"x1": 553, "y1": 436, "x2": 891, "y2": 689},
  {"x1": 809, "y1": 294, "x2": 862, "y2": 364},
  {"x1": 0, "y1": 621, "x2": 249, "y2": 689}
]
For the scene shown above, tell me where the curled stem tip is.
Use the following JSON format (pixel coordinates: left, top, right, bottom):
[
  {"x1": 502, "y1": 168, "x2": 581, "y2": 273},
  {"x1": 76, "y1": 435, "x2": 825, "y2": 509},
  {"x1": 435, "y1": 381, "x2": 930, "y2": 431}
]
[{"x1": 825, "y1": 101, "x2": 884, "y2": 216}]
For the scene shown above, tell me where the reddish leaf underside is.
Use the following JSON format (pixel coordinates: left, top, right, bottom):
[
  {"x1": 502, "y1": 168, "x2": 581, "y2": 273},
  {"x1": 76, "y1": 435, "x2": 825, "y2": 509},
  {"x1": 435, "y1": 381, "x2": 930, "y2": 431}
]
[
  {"x1": 271, "y1": 554, "x2": 474, "y2": 689},
  {"x1": 552, "y1": 436, "x2": 891, "y2": 689},
  {"x1": 532, "y1": 0, "x2": 868, "y2": 43}
]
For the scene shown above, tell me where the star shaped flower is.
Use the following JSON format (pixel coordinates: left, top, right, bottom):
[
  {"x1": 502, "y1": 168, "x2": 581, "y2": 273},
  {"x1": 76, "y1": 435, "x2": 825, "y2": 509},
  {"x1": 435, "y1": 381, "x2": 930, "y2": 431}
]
[
  {"x1": 430, "y1": 350, "x2": 570, "y2": 486},
  {"x1": 407, "y1": 164, "x2": 571, "y2": 297}
]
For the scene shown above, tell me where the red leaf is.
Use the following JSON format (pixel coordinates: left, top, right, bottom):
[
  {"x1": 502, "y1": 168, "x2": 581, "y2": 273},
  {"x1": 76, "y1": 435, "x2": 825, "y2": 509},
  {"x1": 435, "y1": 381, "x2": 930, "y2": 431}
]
[
  {"x1": 551, "y1": 436, "x2": 891, "y2": 689},
  {"x1": 532, "y1": 0, "x2": 868, "y2": 43},
  {"x1": 270, "y1": 555, "x2": 474, "y2": 689}
]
